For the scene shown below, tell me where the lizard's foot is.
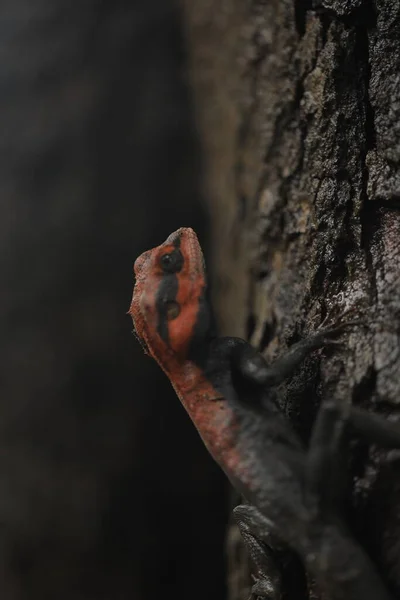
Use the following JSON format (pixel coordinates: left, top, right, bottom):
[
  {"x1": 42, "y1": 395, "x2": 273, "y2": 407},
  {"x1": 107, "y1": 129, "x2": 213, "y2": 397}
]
[
  {"x1": 316, "y1": 304, "x2": 362, "y2": 330},
  {"x1": 311, "y1": 307, "x2": 366, "y2": 348},
  {"x1": 234, "y1": 504, "x2": 282, "y2": 600},
  {"x1": 248, "y1": 575, "x2": 280, "y2": 600}
]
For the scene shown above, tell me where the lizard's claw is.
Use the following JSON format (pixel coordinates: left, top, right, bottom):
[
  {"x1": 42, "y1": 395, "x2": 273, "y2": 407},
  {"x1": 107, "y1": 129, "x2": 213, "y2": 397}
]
[
  {"x1": 320, "y1": 338, "x2": 345, "y2": 348},
  {"x1": 319, "y1": 301, "x2": 368, "y2": 326},
  {"x1": 315, "y1": 306, "x2": 366, "y2": 337}
]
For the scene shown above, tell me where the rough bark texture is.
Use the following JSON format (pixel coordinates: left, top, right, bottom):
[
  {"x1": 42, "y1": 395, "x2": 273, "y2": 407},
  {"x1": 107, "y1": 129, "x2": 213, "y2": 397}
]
[{"x1": 180, "y1": 1, "x2": 400, "y2": 599}]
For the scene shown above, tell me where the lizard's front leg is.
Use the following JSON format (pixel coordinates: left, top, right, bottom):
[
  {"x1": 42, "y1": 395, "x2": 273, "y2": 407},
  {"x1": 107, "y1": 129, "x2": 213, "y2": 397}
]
[
  {"x1": 231, "y1": 321, "x2": 356, "y2": 388},
  {"x1": 231, "y1": 325, "x2": 400, "y2": 449}
]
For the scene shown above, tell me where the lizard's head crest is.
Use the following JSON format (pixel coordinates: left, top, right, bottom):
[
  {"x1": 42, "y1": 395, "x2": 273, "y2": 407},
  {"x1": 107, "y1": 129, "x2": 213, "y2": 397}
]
[{"x1": 129, "y1": 227, "x2": 210, "y2": 364}]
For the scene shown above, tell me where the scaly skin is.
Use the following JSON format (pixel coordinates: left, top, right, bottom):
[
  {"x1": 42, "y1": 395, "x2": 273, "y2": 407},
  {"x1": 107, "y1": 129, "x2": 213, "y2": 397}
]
[
  {"x1": 130, "y1": 228, "x2": 245, "y2": 479},
  {"x1": 129, "y1": 227, "x2": 397, "y2": 600}
]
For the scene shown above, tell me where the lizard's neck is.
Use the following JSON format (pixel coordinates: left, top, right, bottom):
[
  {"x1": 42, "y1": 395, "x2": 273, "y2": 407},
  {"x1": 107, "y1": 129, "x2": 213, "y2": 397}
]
[
  {"x1": 154, "y1": 345, "x2": 250, "y2": 491},
  {"x1": 158, "y1": 350, "x2": 241, "y2": 470},
  {"x1": 158, "y1": 352, "x2": 222, "y2": 412},
  {"x1": 150, "y1": 334, "x2": 214, "y2": 406}
]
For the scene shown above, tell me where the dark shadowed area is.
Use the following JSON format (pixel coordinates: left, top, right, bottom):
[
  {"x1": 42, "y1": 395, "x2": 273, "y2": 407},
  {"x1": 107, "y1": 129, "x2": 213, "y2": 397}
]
[{"x1": 0, "y1": 2, "x2": 228, "y2": 599}]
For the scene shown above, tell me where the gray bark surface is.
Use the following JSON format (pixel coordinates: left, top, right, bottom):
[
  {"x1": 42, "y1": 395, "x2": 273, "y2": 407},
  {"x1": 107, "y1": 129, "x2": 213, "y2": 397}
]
[{"x1": 180, "y1": 1, "x2": 400, "y2": 598}]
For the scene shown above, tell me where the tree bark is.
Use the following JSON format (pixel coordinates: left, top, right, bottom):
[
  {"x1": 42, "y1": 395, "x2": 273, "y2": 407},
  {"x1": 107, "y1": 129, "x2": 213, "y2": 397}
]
[{"x1": 179, "y1": 1, "x2": 400, "y2": 598}]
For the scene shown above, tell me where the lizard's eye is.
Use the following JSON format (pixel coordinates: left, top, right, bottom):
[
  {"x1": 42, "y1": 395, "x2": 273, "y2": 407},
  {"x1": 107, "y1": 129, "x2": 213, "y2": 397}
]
[
  {"x1": 159, "y1": 249, "x2": 184, "y2": 274},
  {"x1": 165, "y1": 301, "x2": 180, "y2": 320}
]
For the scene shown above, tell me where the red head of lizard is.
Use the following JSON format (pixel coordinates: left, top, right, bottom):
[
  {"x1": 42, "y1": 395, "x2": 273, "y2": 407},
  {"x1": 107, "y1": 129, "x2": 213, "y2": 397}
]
[{"x1": 128, "y1": 227, "x2": 209, "y2": 376}]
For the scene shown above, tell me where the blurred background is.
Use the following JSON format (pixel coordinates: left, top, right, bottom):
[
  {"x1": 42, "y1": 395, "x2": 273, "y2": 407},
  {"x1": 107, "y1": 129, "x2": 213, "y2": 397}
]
[{"x1": 0, "y1": 1, "x2": 228, "y2": 599}]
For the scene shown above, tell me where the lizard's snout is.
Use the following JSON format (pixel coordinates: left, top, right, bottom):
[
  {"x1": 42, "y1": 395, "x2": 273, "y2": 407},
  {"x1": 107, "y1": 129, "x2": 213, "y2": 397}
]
[{"x1": 165, "y1": 227, "x2": 197, "y2": 248}]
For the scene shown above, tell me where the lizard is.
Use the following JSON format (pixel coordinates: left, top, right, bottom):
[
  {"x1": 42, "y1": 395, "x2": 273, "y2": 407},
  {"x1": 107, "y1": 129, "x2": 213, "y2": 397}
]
[{"x1": 128, "y1": 226, "x2": 400, "y2": 600}]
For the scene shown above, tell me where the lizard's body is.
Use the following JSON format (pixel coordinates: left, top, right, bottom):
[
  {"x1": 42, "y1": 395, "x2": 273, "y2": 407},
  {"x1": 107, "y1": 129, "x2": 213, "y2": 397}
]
[
  {"x1": 171, "y1": 338, "x2": 304, "y2": 522},
  {"x1": 129, "y1": 227, "x2": 398, "y2": 600}
]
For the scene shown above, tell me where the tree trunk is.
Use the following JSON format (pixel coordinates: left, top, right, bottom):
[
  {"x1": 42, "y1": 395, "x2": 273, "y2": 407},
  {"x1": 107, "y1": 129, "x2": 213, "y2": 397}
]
[{"x1": 179, "y1": 1, "x2": 400, "y2": 599}]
